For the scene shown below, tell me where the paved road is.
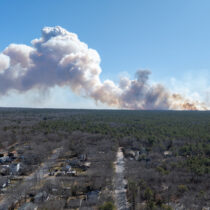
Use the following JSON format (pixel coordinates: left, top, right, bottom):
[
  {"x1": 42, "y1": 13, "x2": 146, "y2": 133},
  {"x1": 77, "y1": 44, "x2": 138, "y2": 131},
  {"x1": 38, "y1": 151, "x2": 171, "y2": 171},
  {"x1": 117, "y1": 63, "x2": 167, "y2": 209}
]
[
  {"x1": 0, "y1": 147, "x2": 63, "y2": 210},
  {"x1": 114, "y1": 147, "x2": 129, "y2": 210}
]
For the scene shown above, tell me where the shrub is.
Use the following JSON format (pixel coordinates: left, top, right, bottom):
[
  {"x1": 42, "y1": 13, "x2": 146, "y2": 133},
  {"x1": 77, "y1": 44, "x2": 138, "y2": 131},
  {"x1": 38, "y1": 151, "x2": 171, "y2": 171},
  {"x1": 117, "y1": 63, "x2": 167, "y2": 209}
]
[
  {"x1": 156, "y1": 166, "x2": 169, "y2": 175},
  {"x1": 177, "y1": 184, "x2": 188, "y2": 194},
  {"x1": 99, "y1": 201, "x2": 116, "y2": 210},
  {"x1": 144, "y1": 187, "x2": 154, "y2": 201}
]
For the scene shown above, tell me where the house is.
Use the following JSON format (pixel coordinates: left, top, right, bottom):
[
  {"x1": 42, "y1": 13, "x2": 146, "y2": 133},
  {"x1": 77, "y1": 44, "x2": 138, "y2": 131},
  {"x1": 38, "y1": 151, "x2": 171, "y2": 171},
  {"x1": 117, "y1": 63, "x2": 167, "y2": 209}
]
[
  {"x1": 48, "y1": 171, "x2": 55, "y2": 176},
  {"x1": 60, "y1": 164, "x2": 77, "y2": 176},
  {"x1": 84, "y1": 162, "x2": 91, "y2": 168},
  {"x1": 0, "y1": 156, "x2": 12, "y2": 164},
  {"x1": 8, "y1": 152, "x2": 17, "y2": 161},
  {"x1": 0, "y1": 165, "x2": 10, "y2": 176},
  {"x1": 67, "y1": 159, "x2": 81, "y2": 167},
  {"x1": 86, "y1": 190, "x2": 100, "y2": 205},
  {"x1": 78, "y1": 164, "x2": 89, "y2": 171},
  {"x1": 67, "y1": 159, "x2": 89, "y2": 171},
  {"x1": 34, "y1": 191, "x2": 48, "y2": 203},
  {"x1": 163, "y1": 151, "x2": 172, "y2": 157},
  {"x1": 134, "y1": 151, "x2": 140, "y2": 160},
  {"x1": 79, "y1": 154, "x2": 87, "y2": 162},
  {"x1": 124, "y1": 149, "x2": 136, "y2": 158},
  {"x1": 10, "y1": 163, "x2": 26, "y2": 176},
  {"x1": 124, "y1": 149, "x2": 141, "y2": 160},
  {"x1": 66, "y1": 169, "x2": 76, "y2": 176},
  {"x1": 23, "y1": 145, "x2": 31, "y2": 150},
  {"x1": 8, "y1": 152, "x2": 14, "y2": 158},
  {"x1": 55, "y1": 171, "x2": 63, "y2": 177},
  {"x1": 61, "y1": 164, "x2": 71, "y2": 172}
]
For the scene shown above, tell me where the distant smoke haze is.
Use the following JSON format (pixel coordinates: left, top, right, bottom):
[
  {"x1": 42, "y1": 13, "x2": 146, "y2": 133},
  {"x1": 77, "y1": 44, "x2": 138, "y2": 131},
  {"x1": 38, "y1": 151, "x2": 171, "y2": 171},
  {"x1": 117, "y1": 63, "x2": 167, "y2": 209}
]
[{"x1": 0, "y1": 26, "x2": 208, "y2": 110}]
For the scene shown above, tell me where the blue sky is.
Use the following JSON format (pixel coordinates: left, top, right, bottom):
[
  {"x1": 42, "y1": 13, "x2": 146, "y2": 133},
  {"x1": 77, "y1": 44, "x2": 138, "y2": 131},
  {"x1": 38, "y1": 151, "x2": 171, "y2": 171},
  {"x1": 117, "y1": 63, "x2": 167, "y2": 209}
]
[{"x1": 0, "y1": 0, "x2": 210, "y2": 108}]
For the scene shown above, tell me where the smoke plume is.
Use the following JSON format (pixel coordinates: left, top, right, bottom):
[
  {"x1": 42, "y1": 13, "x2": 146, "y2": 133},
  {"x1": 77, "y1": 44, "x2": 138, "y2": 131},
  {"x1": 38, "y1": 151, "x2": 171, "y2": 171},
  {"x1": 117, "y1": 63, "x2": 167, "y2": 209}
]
[{"x1": 0, "y1": 26, "x2": 207, "y2": 110}]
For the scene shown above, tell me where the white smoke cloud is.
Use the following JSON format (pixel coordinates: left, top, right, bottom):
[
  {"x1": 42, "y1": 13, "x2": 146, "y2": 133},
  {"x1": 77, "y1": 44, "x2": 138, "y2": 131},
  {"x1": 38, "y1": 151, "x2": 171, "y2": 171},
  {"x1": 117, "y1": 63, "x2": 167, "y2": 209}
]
[
  {"x1": 0, "y1": 53, "x2": 10, "y2": 73},
  {"x1": 0, "y1": 26, "x2": 208, "y2": 110}
]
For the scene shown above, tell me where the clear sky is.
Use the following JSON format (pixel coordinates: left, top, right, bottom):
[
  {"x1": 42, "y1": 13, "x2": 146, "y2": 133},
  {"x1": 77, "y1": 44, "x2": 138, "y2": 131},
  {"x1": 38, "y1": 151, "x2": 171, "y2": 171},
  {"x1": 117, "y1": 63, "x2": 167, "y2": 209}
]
[{"x1": 0, "y1": 0, "x2": 210, "y2": 109}]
